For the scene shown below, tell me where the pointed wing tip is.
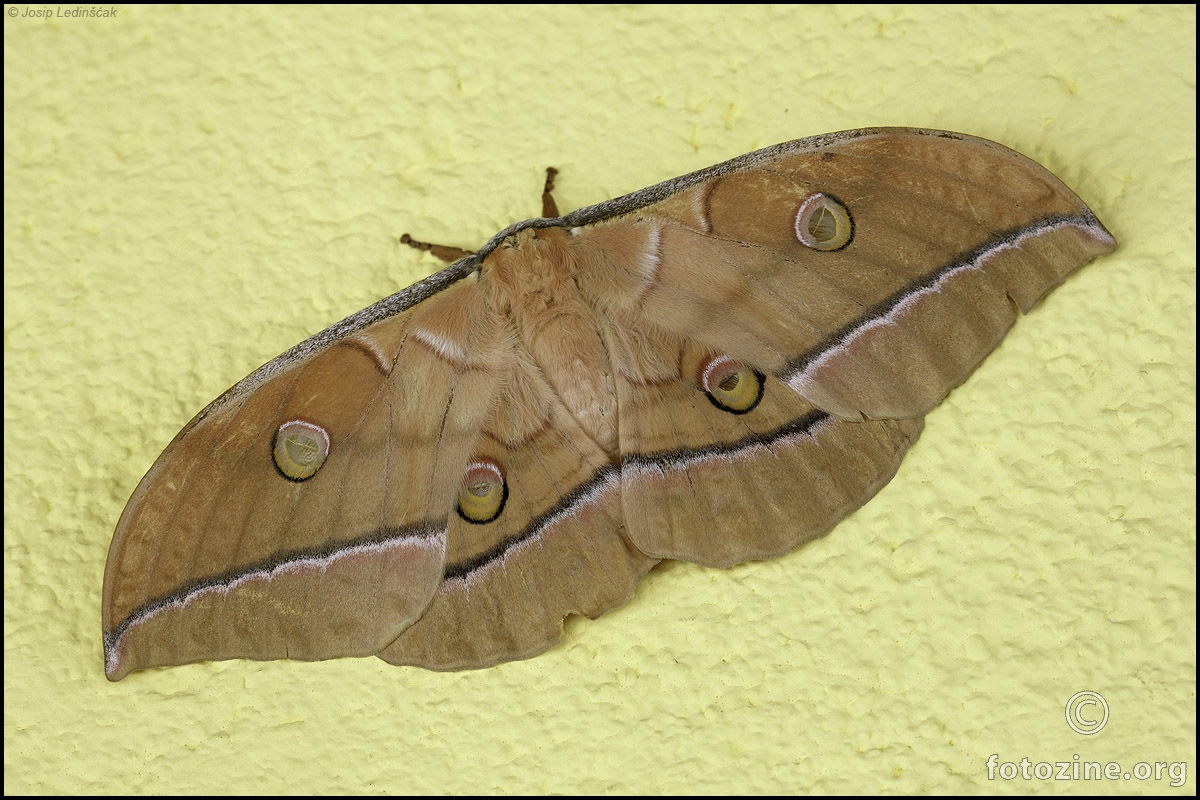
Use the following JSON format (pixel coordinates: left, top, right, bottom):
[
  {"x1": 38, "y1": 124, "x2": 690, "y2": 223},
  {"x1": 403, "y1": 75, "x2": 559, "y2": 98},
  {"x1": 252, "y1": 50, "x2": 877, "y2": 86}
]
[
  {"x1": 1087, "y1": 218, "x2": 1119, "y2": 254},
  {"x1": 103, "y1": 636, "x2": 130, "y2": 681}
]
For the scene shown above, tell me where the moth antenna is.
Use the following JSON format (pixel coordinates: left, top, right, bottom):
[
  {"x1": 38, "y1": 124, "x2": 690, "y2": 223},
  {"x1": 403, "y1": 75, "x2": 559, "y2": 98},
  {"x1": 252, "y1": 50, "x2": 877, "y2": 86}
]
[
  {"x1": 399, "y1": 233, "x2": 473, "y2": 264},
  {"x1": 541, "y1": 167, "x2": 560, "y2": 218},
  {"x1": 401, "y1": 170, "x2": 558, "y2": 262}
]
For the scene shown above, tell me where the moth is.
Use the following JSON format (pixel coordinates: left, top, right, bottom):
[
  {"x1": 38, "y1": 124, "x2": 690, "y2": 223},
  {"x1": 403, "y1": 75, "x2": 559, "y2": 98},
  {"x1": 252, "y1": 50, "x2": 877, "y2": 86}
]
[{"x1": 102, "y1": 128, "x2": 1116, "y2": 680}]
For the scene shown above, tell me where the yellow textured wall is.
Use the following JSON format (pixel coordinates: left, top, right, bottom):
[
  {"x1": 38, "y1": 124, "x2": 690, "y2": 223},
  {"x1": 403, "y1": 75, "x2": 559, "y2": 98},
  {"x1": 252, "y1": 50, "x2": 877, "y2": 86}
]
[{"x1": 4, "y1": 4, "x2": 1194, "y2": 794}]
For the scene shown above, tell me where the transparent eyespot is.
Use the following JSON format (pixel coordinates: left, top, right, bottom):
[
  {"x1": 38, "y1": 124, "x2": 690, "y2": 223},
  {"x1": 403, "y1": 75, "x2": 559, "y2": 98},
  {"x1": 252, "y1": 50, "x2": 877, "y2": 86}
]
[
  {"x1": 272, "y1": 420, "x2": 331, "y2": 481},
  {"x1": 794, "y1": 192, "x2": 853, "y2": 251},
  {"x1": 457, "y1": 458, "x2": 507, "y2": 524},
  {"x1": 700, "y1": 355, "x2": 764, "y2": 414}
]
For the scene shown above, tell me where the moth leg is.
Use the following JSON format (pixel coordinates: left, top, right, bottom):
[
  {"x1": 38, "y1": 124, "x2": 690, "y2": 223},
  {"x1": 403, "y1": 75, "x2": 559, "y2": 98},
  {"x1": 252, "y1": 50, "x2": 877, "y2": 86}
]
[
  {"x1": 541, "y1": 167, "x2": 560, "y2": 218},
  {"x1": 399, "y1": 234, "x2": 474, "y2": 264}
]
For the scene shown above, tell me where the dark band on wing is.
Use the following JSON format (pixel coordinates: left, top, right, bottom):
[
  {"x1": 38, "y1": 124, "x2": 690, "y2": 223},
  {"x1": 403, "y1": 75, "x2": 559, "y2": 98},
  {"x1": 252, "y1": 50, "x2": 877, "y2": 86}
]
[
  {"x1": 104, "y1": 520, "x2": 446, "y2": 658},
  {"x1": 442, "y1": 409, "x2": 831, "y2": 582},
  {"x1": 781, "y1": 212, "x2": 1111, "y2": 377},
  {"x1": 443, "y1": 465, "x2": 622, "y2": 582}
]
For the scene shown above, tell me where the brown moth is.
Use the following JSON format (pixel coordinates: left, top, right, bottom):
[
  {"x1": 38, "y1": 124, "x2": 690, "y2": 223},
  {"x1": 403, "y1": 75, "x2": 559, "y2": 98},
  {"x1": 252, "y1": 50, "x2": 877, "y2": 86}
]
[{"x1": 102, "y1": 128, "x2": 1116, "y2": 680}]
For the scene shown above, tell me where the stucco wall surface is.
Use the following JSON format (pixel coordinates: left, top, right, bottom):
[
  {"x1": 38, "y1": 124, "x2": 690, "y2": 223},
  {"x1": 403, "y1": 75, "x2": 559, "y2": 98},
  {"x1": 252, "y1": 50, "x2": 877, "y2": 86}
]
[{"x1": 4, "y1": 4, "x2": 1194, "y2": 794}]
